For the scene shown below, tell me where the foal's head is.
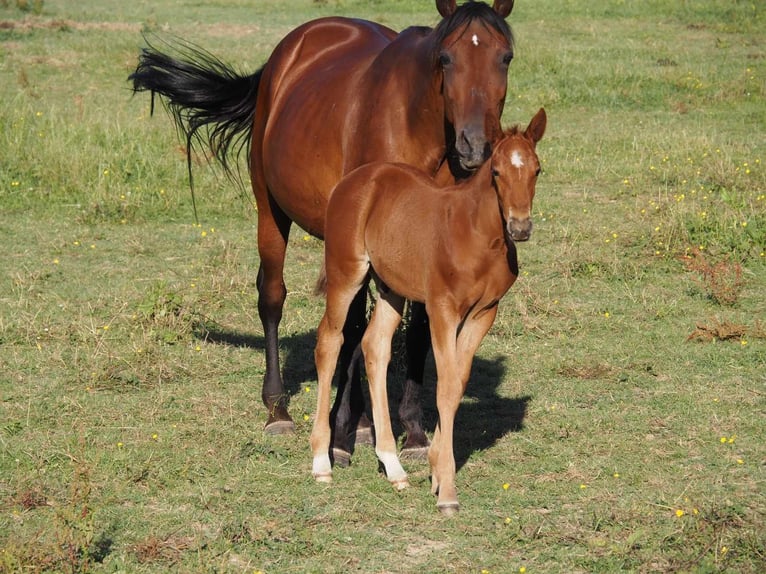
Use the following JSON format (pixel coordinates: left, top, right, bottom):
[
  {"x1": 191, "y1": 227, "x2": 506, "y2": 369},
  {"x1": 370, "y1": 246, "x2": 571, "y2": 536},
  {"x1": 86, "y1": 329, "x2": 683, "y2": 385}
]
[
  {"x1": 490, "y1": 108, "x2": 547, "y2": 242},
  {"x1": 433, "y1": 0, "x2": 515, "y2": 171}
]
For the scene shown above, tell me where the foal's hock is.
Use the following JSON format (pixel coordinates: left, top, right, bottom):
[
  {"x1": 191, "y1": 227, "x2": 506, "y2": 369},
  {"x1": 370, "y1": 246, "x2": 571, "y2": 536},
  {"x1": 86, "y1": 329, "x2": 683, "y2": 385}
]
[{"x1": 312, "y1": 108, "x2": 547, "y2": 513}]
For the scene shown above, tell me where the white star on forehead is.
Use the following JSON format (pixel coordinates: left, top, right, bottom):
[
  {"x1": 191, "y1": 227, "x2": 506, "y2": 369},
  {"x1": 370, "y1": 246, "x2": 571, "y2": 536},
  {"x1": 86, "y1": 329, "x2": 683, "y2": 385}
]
[
  {"x1": 471, "y1": 34, "x2": 479, "y2": 46},
  {"x1": 511, "y1": 151, "x2": 524, "y2": 168}
]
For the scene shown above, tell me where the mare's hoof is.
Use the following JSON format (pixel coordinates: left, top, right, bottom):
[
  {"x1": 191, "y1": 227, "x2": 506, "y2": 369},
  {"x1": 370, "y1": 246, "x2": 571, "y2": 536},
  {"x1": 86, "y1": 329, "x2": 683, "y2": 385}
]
[
  {"x1": 400, "y1": 446, "x2": 429, "y2": 461},
  {"x1": 313, "y1": 473, "x2": 333, "y2": 484},
  {"x1": 351, "y1": 425, "x2": 374, "y2": 447},
  {"x1": 437, "y1": 502, "x2": 460, "y2": 516},
  {"x1": 331, "y1": 448, "x2": 352, "y2": 468},
  {"x1": 264, "y1": 420, "x2": 295, "y2": 435}
]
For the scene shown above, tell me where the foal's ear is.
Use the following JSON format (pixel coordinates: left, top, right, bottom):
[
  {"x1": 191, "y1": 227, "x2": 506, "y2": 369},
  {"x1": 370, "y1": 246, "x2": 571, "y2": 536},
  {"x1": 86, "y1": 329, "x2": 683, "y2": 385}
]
[
  {"x1": 493, "y1": 0, "x2": 515, "y2": 18},
  {"x1": 525, "y1": 108, "x2": 547, "y2": 145},
  {"x1": 436, "y1": 0, "x2": 457, "y2": 18}
]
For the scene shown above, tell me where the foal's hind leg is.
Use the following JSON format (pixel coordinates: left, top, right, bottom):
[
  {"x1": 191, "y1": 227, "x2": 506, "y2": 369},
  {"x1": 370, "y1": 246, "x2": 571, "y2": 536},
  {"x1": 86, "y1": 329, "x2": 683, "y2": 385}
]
[
  {"x1": 255, "y1": 196, "x2": 294, "y2": 434},
  {"x1": 363, "y1": 290, "x2": 408, "y2": 489},
  {"x1": 400, "y1": 302, "x2": 431, "y2": 459},
  {"x1": 311, "y1": 262, "x2": 369, "y2": 482},
  {"x1": 328, "y1": 285, "x2": 369, "y2": 466}
]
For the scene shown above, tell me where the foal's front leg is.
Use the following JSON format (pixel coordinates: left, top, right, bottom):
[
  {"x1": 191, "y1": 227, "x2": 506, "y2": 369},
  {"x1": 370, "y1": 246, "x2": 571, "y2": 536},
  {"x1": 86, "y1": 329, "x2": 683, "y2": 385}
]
[
  {"x1": 362, "y1": 290, "x2": 409, "y2": 489},
  {"x1": 430, "y1": 307, "x2": 499, "y2": 514},
  {"x1": 427, "y1": 310, "x2": 463, "y2": 514}
]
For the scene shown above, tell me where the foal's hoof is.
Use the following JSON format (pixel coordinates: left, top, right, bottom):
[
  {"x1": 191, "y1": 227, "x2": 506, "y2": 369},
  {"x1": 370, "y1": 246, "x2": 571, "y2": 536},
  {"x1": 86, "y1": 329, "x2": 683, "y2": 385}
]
[
  {"x1": 331, "y1": 448, "x2": 352, "y2": 468},
  {"x1": 264, "y1": 420, "x2": 295, "y2": 435},
  {"x1": 390, "y1": 477, "x2": 410, "y2": 491},
  {"x1": 400, "y1": 446, "x2": 429, "y2": 461},
  {"x1": 313, "y1": 473, "x2": 333, "y2": 484},
  {"x1": 437, "y1": 502, "x2": 460, "y2": 517}
]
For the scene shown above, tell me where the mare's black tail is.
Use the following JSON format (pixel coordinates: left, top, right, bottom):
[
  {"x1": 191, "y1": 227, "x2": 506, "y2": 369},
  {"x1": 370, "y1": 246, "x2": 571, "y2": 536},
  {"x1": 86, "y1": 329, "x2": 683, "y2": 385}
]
[{"x1": 129, "y1": 38, "x2": 262, "y2": 185}]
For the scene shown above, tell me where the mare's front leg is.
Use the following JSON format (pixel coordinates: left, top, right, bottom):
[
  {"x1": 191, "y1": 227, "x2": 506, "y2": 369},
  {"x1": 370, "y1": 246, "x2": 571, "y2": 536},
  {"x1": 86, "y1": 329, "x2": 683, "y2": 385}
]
[
  {"x1": 362, "y1": 289, "x2": 408, "y2": 489},
  {"x1": 255, "y1": 197, "x2": 294, "y2": 434},
  {"x1": 400, "y1": 302, "x2": 431, "y2": 458}
]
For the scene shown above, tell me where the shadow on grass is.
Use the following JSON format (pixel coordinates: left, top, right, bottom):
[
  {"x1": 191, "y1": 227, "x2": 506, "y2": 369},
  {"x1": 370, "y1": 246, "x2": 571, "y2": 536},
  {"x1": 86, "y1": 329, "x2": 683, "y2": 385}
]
[
  {"x1": 408, "y1": 354, "x2": 531, "y2": 472},
  {"x1": 198, "y1": 324, "x2": 317, "y2": 397},
  {"x1": 199, "y1": 324, "x2": 530, "y2": 471}
]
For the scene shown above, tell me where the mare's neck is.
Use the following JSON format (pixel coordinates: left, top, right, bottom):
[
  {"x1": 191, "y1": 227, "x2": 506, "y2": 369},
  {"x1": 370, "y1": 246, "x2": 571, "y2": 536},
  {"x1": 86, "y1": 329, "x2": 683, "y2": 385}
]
[{"x1": 371, "y1": 28, "x2": 446, "y2": 167}]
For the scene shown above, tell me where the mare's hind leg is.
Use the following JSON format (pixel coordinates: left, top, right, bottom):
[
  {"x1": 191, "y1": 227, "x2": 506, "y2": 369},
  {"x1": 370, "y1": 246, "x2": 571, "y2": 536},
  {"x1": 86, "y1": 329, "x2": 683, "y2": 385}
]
[
  {"x1": 255, "y1": 197, "x2": 294, "y2": 434},
  {"x1": 311, "y1": 261, "x2": 369, "y2": 481},
  {"x1": 400, "y1": 302, "x2": 431, "y2": 458},
  {"x1": 362, "y1": 289, "x2": 408, "y2": 489}
]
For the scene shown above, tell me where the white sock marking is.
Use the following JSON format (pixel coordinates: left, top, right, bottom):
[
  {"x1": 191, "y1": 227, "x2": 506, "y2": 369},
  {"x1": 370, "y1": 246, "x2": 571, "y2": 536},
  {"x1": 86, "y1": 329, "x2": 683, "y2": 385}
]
[
  {"x1": 377, "y1": 449, "x2": 407, "y2": 483},
  {"x1": 312, "y1": 454, "x2": 332, "y2": 478}
]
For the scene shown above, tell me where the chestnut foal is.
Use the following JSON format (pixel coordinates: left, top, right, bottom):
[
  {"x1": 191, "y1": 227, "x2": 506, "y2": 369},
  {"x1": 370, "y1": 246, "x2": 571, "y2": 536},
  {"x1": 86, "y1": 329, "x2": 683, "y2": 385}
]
[{"x1": 312, "y1": 108, "x2": 547, "y2": 514}]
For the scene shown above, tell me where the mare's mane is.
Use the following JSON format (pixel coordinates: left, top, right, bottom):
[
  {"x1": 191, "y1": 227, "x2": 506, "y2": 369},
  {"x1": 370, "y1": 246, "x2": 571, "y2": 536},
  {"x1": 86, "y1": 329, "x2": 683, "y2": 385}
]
[{"x1": 430, "y1": 1, "x2": 514, "y2": 64}]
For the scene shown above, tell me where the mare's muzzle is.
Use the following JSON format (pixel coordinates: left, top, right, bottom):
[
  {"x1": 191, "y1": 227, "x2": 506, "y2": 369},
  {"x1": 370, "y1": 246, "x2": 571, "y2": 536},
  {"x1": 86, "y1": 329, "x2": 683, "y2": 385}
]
[
  {"x1": 456, "y1": 127, "x2": 491, "y2": 170},
  {"x1": 508, "y1": 218, "x2": 532, "y2": 242}
]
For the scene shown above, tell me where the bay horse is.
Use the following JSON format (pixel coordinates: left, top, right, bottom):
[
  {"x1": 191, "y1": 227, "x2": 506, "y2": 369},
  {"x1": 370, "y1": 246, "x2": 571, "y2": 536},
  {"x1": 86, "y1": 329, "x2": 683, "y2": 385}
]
[
  {"x1": 129, "y1": 0, "x2": 516, "y2": 460},
  {"x1": 312, "y1": 109, "x2": 546, "y2": 514}
]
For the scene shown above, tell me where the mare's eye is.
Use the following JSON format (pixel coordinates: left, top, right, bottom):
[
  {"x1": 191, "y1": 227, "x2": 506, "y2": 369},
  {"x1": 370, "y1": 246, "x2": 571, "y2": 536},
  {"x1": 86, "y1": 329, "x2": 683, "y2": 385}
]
[
  {"x1": 502, "y1": 52, "x2": 514, "y2": 66},
  {"x1": 439, "y1": 52, "x2": 452, "y2": 67}
]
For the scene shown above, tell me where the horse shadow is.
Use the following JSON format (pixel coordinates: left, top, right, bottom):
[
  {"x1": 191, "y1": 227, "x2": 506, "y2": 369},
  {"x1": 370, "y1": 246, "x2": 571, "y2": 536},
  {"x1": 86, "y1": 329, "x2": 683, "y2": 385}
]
[
  {"x1": 197, "y1": 324, "x2": 318, "y2": 397},
  {"x1": 197, "y1": 323, "x2": 530, "y2": 472},
  {"x1": 389, "y1": 352, "x2": 530, "y2": 472}
]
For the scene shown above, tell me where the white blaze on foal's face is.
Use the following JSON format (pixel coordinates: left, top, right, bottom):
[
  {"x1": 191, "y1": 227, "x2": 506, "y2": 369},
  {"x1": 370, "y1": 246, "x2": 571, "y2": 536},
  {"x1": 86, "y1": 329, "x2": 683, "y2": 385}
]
[
  {"x1": 510, "y1": 150, "x2": 524, "y2": 169},
  {"x1": 471, "y1": 34, "x2": 479, "y2": 46}
]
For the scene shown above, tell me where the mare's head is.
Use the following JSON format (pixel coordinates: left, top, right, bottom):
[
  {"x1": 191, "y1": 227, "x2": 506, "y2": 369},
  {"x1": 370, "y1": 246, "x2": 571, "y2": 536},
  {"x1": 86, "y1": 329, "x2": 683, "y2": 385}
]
[
  {"x1": 434, "y1": 0, "x2": 515, "y2": 171},
  {"x1": 491, "y1": 108, "x2": 547, "y2": 242}
]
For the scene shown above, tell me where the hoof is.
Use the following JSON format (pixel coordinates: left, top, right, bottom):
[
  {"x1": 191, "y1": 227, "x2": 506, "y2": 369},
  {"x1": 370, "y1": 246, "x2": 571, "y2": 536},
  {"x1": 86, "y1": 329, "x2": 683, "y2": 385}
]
[
  {"x1": 437, "y1": 502, "x2": 460, "y2": 516},
  {"x1": 313, "y1": 473, "x2": 333, "y2": 484},
  {"x1": 331, "y1": 448, "x2": 352, "y2": 468},
  {"x1": 351, "y1": 426, "x2": 374, "y2": 447},
  {"x1": 400, "y1": 446, "x2": 429, "y2": 461},
  {"x1": 390, "y1": 478, "x2": 410, "y2": 491},
  {"x1": 264, "y1": 420, "x2": 295, "y2": 435}
]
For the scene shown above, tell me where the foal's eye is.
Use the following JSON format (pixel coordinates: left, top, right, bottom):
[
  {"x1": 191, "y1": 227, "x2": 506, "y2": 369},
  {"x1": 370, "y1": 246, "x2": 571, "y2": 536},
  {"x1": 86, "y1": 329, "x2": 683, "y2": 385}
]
[
  {"x1": 502, "y1": 52, "x2": 514, "y2": 66},
  {"x1": 439, "y1": 52, "x2": 453, "y2": 67},
  {"x1": 492, "y1": 168, "x2": 500, "y2": 177},
  {"x1": 535, "y1": 167, "x2": 542, "y2": 177}
]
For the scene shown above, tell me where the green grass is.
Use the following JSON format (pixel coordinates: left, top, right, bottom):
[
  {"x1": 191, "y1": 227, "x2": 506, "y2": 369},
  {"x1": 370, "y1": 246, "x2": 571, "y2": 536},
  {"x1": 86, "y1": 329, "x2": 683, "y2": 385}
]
[{"x1": 1, "y1": 0, "x2": 765, "y2": 572}]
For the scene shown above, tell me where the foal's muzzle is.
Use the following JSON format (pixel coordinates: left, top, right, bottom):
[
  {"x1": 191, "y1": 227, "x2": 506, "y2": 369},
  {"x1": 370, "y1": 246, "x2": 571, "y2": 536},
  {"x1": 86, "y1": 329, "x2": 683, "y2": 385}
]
[{"x1": 508, "y1": 218, "x2": 532, "y2": 242}]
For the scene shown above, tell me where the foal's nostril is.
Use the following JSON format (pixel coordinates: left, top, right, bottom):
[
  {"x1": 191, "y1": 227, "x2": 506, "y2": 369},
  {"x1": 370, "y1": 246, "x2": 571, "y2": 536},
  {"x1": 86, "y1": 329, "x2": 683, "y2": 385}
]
[{"x1": 508, "y1": 219, "x2": 532, "y2": 242}]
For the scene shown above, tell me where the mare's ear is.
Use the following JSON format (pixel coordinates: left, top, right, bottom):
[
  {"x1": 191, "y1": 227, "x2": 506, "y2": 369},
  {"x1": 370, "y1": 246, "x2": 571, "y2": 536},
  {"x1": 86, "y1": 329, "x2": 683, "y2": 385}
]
[
  {"x1": 493, "y1": 0, "x2": 515, "y2": 18},
  {"x1": 436, "y1": 0, "x2": 457, "y2": 18},
  {"x1": 525, "y1": 108, "x2": 547, "y2": 145}
]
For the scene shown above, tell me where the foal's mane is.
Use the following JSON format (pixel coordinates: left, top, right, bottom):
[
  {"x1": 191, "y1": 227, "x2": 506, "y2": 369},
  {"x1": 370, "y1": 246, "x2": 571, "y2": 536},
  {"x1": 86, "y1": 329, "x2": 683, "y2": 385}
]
[{"x1": 430, "y1": 1, "x2": 514, "y2": 63}]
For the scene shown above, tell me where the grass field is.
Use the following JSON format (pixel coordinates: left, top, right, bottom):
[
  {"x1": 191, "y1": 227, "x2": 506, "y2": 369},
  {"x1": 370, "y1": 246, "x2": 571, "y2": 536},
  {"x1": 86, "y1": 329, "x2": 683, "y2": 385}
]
[{"x1": 1, "y1": 0, "x2": 764, "y2": 572}]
